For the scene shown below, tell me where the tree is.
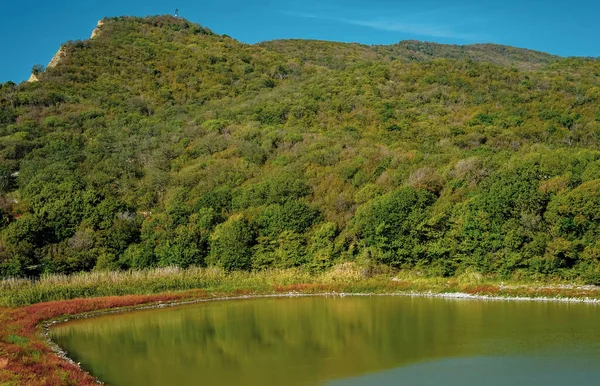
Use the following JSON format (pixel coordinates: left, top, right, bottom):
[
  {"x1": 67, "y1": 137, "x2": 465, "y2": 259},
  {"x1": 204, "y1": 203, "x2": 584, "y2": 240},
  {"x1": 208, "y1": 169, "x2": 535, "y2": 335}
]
[
  {"x1": 255, "y1": 200, "x2": 321, "y2": 237},
  {"x1": 31, "y1": 64, "x2": 45, "y2": 75},
  {"x1": 353, "y1": 187, "x2": 436, "y2": 267},
  {"x1": 208, "y1": 215, "x2": 255, "y2": 271}
]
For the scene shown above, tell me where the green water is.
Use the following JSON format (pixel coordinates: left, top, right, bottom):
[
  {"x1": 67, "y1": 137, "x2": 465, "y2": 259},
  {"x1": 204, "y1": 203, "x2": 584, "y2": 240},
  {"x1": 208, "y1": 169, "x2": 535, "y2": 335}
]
[{"x1": 50, "y1": 296, "x2": 600, "y2": 386}]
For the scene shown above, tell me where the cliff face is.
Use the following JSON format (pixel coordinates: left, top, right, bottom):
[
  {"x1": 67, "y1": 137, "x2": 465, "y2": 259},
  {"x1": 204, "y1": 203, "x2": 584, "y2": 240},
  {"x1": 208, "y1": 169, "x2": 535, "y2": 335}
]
[
  {"x1": 47, "y1": 47, "x2": 66, "y2": 69},
  {"x1": 91, "y1": 20, "x2": 105, "y2": 39},
  {"x1": 27, "y1": 73, "x2": 39, "y2": 83}
]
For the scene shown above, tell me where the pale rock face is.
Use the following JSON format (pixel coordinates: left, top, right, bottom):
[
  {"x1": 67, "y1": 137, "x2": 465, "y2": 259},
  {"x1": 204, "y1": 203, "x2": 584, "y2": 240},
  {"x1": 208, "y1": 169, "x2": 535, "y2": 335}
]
[
  {"x1": 47, "y1": 47, "x2": 66, "y2": 69},
  {"x1": 91, "y1": 20, "x2": 105, "y2": 39},
  {"x1": 27, "y1": 73, "x2": 39, "y2": 83}
]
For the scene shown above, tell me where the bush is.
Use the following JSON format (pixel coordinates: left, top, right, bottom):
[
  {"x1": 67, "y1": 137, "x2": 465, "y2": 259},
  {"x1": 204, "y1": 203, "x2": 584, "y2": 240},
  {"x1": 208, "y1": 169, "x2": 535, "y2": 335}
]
[
  {"x1": 353, "y1": 187, "x2": 436, "y2": 267},
  {"x1": 208, "y1": 216, "x2": 255, "y2": 271},
  {"x1": 255, "y1": 200, "x2": 321, "y2": 237}
]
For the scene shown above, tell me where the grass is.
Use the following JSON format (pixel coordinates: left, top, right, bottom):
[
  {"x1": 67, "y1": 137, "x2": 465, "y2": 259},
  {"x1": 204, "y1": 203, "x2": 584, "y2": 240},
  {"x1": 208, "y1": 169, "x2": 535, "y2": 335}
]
[
  {"x1": 0, "y1": 264, "x2": 395, "y2": 307},
  {"x1": 2, "y1": 264, "x2": 599, "y2": 307},
  {"x1": 4, "y1": 335, "x2": 28, "y2": 345},
  {"x1": 1, "y1": 263, "x2": 600, "y2": 385}
]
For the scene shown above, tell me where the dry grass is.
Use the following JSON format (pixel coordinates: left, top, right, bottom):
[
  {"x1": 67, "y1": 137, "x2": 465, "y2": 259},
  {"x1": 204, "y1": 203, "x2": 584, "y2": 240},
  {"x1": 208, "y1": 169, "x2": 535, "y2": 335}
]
[{"x1": 0, "y1": 265, "x2": 378, "y2": 307}]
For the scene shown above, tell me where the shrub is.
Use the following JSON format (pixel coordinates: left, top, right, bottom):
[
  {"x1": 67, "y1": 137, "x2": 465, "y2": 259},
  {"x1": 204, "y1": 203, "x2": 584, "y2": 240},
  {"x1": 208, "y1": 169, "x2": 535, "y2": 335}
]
[{"x1": 208, "y1": 216, "x2": 255, "y2": 271}]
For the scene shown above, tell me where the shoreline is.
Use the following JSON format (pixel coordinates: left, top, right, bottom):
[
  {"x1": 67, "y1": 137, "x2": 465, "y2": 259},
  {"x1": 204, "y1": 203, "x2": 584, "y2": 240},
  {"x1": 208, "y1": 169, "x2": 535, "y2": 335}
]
[
  {"x1": 44, "y1": 288, "x2": 600, "y2": 333},
  {"x1": 3, "y1": 281, "x2": 600, "y2": 385},
  {"x1": 42, "y1": 287, "x2": 600, "y2": 337},
  {"x1": 42, "y1": 289, "x2": 600, "y2": 384}
]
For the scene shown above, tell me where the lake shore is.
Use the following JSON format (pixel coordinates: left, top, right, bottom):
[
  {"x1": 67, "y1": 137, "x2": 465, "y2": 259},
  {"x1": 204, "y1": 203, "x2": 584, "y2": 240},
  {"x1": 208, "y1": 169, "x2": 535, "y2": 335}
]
[{"x1": 2, "y1": 265, "x2": 600, "y2": 385}]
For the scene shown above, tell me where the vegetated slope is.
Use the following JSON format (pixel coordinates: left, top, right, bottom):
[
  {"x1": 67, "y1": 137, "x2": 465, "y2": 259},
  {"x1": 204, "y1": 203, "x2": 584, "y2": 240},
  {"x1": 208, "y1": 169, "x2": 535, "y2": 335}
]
[
  {"x1": 2, "y1": 15, "x2": 600, "y2": 282},
  {"x1": 387, "y1": 41, "x2": 559, "y2": 69},
  {"x1": 259, "y1": 39, "x2": 558, "y2": 70}
]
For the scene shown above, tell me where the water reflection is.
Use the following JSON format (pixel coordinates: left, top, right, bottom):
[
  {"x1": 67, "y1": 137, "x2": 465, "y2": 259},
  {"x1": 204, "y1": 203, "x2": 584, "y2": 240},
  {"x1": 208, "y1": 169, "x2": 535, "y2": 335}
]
[{"x1": 51, "y1": 296, "x2": 600, "y2": 386}]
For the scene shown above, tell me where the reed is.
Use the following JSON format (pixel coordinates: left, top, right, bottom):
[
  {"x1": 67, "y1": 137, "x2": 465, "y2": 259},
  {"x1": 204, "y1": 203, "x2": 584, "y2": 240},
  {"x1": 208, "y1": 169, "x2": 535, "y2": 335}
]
[
  {"x1": 0, "y1": 265, "x2": 381, "y2": 307},
  {"x1": 1, "y1": 263, "x2": 598, "y2": 307}
]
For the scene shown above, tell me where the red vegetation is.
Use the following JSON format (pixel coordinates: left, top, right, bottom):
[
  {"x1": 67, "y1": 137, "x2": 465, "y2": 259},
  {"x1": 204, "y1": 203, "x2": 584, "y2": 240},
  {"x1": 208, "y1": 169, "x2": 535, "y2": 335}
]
[
  {"x1": 0, "y1": 292, "x2": 206, "y2": 385},
  {"x1": 463, "y1": 285, "x2": 500, "y2": 295},
  {"x1": 272, "y1": 283, "x2": 336, "y2": 293}
]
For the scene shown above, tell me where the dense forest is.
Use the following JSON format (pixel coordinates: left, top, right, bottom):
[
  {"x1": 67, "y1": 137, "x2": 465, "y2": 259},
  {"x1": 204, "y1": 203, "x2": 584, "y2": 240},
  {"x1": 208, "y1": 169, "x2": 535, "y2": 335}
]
[{"x1": 2, "y1": 15, "x2": 600, "y2": 282}]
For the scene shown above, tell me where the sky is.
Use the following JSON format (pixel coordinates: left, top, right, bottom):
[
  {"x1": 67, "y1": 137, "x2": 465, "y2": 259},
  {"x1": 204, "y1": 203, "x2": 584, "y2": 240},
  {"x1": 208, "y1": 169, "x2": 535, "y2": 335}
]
[{"x1": 1, "y1": 0, "x2": 599, "y2": 83}]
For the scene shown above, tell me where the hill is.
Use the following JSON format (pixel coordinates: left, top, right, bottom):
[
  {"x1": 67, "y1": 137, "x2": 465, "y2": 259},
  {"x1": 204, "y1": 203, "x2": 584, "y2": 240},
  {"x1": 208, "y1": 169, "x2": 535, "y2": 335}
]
[
  {"x1": 1, "y1": 15, "x2": 600, "y2": 282},
  {"x1": 259, "y1": 39, "x2": 558, "y2": 70}
]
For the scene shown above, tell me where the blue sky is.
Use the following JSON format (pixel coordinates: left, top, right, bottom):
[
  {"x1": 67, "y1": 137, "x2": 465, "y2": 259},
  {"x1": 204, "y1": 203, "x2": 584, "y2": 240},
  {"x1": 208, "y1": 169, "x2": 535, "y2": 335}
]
[{"x1": 1, "y1": 0, "x2": 598, "y2": 83}]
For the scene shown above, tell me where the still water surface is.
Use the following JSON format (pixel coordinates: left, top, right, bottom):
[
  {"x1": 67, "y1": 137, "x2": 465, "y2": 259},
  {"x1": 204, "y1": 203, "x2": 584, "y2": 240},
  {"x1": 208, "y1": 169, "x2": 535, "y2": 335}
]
[{"x1": 50, "y1": 296, "x2": 600, "y2": 386}]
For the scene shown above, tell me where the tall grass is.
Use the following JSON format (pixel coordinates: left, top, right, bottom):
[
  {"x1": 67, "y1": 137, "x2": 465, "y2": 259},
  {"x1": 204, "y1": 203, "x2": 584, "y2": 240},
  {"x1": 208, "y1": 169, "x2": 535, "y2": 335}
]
[
  {"x1": 0, "y1": 264, "x2": 393, "y2": 307},
  {"x1": 2, "y1": 263, "x2": 591, "y2": 308}
]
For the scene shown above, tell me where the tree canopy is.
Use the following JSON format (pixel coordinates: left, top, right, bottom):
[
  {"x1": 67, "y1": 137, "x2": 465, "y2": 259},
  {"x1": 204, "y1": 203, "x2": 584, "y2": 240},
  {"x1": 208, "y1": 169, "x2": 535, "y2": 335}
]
[{"x1": 2, "y1": 15, "x2": 600, "y2": 282}]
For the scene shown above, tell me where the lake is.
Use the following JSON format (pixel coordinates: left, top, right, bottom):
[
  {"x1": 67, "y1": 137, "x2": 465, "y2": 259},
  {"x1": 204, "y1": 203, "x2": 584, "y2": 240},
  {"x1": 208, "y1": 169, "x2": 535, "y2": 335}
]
[{"x1": 50, "y1": 296, "x2": 600, "y2": 386}]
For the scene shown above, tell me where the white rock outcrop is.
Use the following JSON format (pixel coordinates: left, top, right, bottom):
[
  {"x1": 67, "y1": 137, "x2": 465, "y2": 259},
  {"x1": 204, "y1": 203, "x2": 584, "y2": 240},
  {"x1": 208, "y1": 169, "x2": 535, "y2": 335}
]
[
  {"x1": 47, "y1": 47, "x2": 66, "y2": 69},
  {"x1": 91, "y1": 20, "x2": 105, "y2": 39}
]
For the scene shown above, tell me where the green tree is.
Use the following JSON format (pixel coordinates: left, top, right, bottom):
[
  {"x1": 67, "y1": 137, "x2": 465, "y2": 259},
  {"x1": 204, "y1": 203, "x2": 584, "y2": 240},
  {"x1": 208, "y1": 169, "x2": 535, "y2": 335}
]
[
  {"x1": 353, "y1": 187, "x2": 436, "y2": 267},
  {"x1": 208, "y1": 215, "x2": 255, "y2": 271}
]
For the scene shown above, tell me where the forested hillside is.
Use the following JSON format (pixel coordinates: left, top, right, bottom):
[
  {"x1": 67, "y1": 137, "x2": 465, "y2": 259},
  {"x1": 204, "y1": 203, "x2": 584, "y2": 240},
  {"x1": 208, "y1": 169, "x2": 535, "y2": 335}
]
[{"x1": 2, "y1": 15, "x2": 600, "y2": 282}]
